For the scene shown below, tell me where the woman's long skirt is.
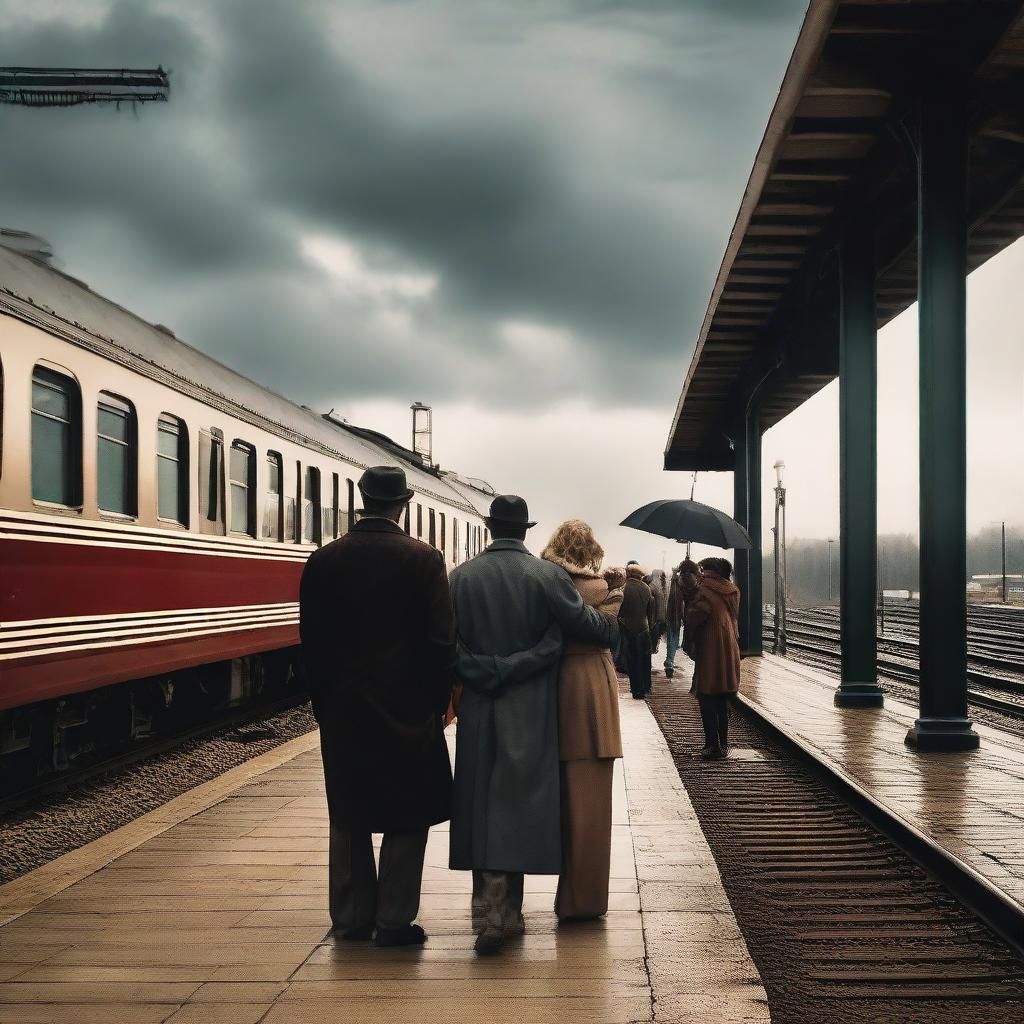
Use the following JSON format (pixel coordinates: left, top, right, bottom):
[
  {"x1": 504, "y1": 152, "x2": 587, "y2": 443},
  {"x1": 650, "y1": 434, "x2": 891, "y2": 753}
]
[{"x1": 555, "y1": 758, "x2": 615, "y2": 919}]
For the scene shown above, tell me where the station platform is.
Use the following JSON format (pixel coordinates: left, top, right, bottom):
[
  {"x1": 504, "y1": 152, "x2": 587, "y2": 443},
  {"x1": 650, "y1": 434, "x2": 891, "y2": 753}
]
[
  {"x1": 739, "y1": 654, "x2": 1024, "y2": 949},
  {"x1": 0, "y1": 694, "x2": 769, "y2": 1024}
]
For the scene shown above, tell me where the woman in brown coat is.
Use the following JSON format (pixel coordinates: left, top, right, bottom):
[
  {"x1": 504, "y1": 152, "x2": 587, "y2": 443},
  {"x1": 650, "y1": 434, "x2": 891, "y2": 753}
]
[
  {"x1": 541, "y1": 520, "x2": 623, "y2": 920},
  {"x1": 684, "y1": 557, "x2": 741, "y2": 760}
]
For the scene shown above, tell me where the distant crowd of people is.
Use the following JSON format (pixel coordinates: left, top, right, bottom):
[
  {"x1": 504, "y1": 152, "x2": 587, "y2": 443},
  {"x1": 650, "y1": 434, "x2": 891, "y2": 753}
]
[{"x1": 299, "y1": 466, "x2": 742, "y2": 956}]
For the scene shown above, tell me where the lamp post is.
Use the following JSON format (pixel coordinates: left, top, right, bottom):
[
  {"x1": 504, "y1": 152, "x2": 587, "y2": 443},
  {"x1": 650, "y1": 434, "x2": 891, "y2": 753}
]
[
  {"x1": 1002, "y1": 521, "x2": 1008, "y2": 604},
  {"x1": 827, "y1": 537, "x2": 835, "y2": 605},
  {"x1": 773, "y1": 461, "x2": 787, "y2": 656}
]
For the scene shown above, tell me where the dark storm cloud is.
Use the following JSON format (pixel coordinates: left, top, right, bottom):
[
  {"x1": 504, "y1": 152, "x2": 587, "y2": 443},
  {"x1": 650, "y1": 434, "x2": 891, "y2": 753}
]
[{"x1": 0, "y1": 0, "x2": 808, "y2": 411}]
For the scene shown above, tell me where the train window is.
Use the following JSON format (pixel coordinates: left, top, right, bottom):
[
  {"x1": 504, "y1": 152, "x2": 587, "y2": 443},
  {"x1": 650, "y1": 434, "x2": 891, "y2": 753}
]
[
  {"x1": 428, "y1": 508, "x2": 436, "y2": 548},
  {"x1": 403, "y1": 504, "x2": 410, "y2": 535},
  {"x1": 302, "y1": 465, "x2": 321, "y2": 544},
  {"x1": 31, "y1": 365, "x2": 81, "y2": 507},
  {"x1": 229, "y1": 441, "x2": 256, "y2": 536},
  {"x1": 465, "y1": 523, "x2": 471, "y2": 562},
  {"x1": 97, "y1": 393, "x2": 137, "y2": 517},
  {"x1": 453, "y1": 518, "x2": 459, "y2": 564},
  {"x1": 439, "y1": 512, "x2": 446, "y2": 555},
  {"x1": 346, "y1": 479, "x2": 355, "y2": 534},
  {"x1": 416, "y1": 503, "x2": 423, "y2": 539},
  {"x1": 287, "y1": 461, "x2": 299, "y2": 541},
  {"x1": 263, "y1": 451, "x2": 283, "y2": 541},
  {"x1": 199, "y1": 428, "x2": 225, "y2": 534},
  {"x1": 157, "y1": 414, "x2": 188, "y2": 525},
  {"x1": 328, "y1": 473, "x2": 340, "y2": 539}
]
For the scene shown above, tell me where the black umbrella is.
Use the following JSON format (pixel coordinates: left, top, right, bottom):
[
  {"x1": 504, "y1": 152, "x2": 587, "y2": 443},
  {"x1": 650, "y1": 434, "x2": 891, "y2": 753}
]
[{"x1": 620, "y1": 499, "x2": 752, "y2": 550}]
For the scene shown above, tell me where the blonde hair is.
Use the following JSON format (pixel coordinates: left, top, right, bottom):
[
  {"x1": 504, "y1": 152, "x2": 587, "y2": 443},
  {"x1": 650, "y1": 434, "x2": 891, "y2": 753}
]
[{"x1": 542, "y1": 518, "x2": 604, "y2": 573}]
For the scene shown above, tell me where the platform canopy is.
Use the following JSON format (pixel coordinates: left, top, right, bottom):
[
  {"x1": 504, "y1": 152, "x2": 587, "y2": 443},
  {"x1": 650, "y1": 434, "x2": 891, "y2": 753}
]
[{"x1": 665, "y1": 0, "x2": 1024, "y2": 471}]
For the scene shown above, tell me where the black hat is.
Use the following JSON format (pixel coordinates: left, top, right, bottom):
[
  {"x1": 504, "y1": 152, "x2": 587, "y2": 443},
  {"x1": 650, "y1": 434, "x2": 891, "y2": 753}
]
[
  {"x1": 358, "y1": 465, "x2": 414, "y2": 503},
  {"x1": 485, "y1": 494, "x2": 537, "y2": 530}
]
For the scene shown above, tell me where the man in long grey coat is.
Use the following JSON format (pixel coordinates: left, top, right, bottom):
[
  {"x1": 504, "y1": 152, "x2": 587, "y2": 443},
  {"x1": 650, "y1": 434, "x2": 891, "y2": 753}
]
[{"x1": 448, "y1": 495, "x2": 618, "y2": 955}]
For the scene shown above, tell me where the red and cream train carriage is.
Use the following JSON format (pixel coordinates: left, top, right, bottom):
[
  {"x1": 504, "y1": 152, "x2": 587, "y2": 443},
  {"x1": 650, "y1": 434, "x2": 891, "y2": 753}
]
[{"x1": 0, "y1": 240, "x2": 492, "y2": 780}]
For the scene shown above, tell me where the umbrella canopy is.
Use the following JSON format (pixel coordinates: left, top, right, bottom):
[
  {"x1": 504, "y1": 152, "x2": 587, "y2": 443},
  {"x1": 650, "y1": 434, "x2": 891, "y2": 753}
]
[{"x1": 620, "y1": 499, "x2": 752, "y2": 550}]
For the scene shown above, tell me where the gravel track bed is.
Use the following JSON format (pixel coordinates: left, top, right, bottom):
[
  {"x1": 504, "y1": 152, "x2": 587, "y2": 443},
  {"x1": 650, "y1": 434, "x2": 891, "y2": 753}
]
[
  {"x1": 0, "y1": 702, "x2": 317, "y2": 885},
  {"x1": 647, "y1": 672, "x2": 1024, "y2": 1023}
]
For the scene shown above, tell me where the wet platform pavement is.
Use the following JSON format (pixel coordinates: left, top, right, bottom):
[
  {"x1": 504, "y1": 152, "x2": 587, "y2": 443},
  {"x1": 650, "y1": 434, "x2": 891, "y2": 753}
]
[
  {"x1": 0, "y1": 693, "x2": 768, "y2": 1024},
  {"x1": 740, "y1": 654, "x2": 1024, "y2": 936}
]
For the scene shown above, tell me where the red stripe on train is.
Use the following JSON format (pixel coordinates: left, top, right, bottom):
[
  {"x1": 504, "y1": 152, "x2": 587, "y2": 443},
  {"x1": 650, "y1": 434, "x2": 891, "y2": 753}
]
[
  {"x1": 1, "y1": 538, "x2": 304, "y2": 621},
  {"x1": 0, "y1": 624, "x2": 301, "y2": 711}
]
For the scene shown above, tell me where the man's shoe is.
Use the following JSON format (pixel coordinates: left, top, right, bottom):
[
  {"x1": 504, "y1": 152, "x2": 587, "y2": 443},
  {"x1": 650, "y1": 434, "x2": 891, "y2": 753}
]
[
  {"x1": 474, "y1": 928, "x2": 504, "y2": 955},
  {"x1": 503, "y1": 911, "x2": 526, "y2": 937},
  {"x1": 333, "y1": 923, "x2": 373, "y2": 941},
  {"x1": 700, "y1": 747, "x2": 726, "y2": 761},
  {"x1": 664, "y1": 667, "x2": 673, "y2": 679},
  {"x1": 374, "y1": 923, "x2": 427, "y2": 947}
]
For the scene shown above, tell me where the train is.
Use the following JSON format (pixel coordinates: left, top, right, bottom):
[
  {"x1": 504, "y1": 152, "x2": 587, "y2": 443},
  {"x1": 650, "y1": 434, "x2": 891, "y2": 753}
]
[{"x1": 0, "y1": 234, "x2": 494, "y2": 787}]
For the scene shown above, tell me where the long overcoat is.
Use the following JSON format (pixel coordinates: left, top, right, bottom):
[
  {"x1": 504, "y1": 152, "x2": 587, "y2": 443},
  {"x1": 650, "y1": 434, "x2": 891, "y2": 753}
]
[
  {"x1": 684, "y1": 574, "x2": 741, "y2": 696},
  {"x1": 299, "y1": 517, "x2": 455, "y2": 832},
  {"x1": 448, "y1": 539, "x2": 618, "y2": 875},
  {"x1": 541, "y1": 558, "x2": 623, "y2": 762}
]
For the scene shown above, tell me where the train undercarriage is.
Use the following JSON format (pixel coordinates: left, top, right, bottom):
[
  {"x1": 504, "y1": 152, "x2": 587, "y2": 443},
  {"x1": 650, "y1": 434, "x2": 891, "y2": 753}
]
[{"x1": 0, "y1": 647, "x2": 306, "y2": 799}]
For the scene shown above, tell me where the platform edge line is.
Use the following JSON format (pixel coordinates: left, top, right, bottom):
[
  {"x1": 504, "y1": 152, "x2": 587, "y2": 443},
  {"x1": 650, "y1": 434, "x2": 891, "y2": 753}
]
[{"x1": 0, "y1": 728, "x2": 320, "y2": 924}]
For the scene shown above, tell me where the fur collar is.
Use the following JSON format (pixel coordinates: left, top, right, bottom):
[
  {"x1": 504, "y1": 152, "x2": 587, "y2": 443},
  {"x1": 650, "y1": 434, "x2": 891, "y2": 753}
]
[
  {"x1": 701, "y1": 574, "x2": 739, "y2": 597},
  {"x1": 540, "y1": 550, "x2": 603, "y2": 579}
]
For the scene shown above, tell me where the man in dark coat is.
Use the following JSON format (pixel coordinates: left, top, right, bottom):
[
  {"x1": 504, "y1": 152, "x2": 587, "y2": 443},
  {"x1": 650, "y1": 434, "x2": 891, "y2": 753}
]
[
  {"x1": 448, "y1": 495, "x2": 618, "y2": 956},
  {"x1": 299, "y1": 465, "x2": 455, "y2": 947},
  {"x1": 620, "y1": 563, "x2": 655, "y2": 698}
]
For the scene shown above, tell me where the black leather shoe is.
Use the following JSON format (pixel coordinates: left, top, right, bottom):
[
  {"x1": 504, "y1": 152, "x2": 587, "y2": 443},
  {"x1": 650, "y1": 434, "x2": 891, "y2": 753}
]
[
  {"x1": 375, "y1": 923, "x2": 427, "y2": 947},
  {"x1": 333, "y1": 923, "x2": 374, "y2": 941}
]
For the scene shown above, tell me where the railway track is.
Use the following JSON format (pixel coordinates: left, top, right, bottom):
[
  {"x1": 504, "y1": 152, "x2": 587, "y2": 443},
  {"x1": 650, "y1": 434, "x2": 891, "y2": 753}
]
[
  {"x1": 648, "y1": 682, "x2": 1024, "y2": 1022},
  {"x1": 764, "y1": 606, "x2": 1024, "y2": 723}
]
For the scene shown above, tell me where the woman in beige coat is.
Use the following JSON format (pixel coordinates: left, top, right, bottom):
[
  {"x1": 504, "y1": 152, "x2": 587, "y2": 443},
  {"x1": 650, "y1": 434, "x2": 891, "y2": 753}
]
[{"x1": 541, "y1": 520, "x2": 624, "y2": 920}]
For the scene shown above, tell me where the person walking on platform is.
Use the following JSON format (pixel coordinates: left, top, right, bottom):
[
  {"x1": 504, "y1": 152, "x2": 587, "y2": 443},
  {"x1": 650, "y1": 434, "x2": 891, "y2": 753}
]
[
  {"x1": 620, "y1": 563, "x2": 655, "y2": 699},
  {"x1": 684, "y1": 557, "x2": 741, "y2": 760},
  {"x1": 646, "y1": 568, "x2": 670, "y2": 655},
  {"x1": 664, "y1": 559, "x2": 701, "y2": 679},
  {"x1": 299, "y1": 466, "x2": 455, "y2": 947},
  {"x1": 540, "y1": 520, "x2": 623, "y2": 922},
  {"x1": 448, "y1": 495, "x2": 618, "y2": 956}
]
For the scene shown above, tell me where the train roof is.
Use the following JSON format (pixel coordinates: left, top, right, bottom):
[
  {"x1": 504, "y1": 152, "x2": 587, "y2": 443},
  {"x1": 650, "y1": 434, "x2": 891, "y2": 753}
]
[{"x1": 0, "y1": 239, "x2": 495, "y2": 515}]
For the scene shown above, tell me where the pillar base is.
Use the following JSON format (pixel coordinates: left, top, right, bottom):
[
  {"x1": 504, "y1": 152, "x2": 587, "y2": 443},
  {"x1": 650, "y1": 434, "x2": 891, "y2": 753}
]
[
  {"x1": 905, "y1": 716, "x2": 980, "y2": 752},
  {"x1": 834, "y1": 683, "x2": 885, "y2": 709}
]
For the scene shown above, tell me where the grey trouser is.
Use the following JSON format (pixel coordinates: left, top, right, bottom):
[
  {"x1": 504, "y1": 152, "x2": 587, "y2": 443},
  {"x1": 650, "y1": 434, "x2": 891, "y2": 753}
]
[
  {"x1": 471, "y1": 869, "x2": 525, "y2": 934},
  {"x1": 329, "y1": 824, "x2": 429, "y2": 931}
]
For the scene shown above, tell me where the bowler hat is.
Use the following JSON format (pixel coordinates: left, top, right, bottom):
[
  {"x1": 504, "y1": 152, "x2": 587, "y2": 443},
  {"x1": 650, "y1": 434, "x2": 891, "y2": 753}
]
[
  {"x1": 485, "y1": 494, "x2": 537, "y2": 529},
  {"x1": 358, "y1": 465, "x2": 414, "y2": 503}
]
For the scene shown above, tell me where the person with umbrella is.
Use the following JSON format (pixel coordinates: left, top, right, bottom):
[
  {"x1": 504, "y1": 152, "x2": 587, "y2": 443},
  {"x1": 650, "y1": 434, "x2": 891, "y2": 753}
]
[
  {"x1": 664, "y1": 559, "x2": 701, "y2": 679},
  {"x1": 684, "y1": 557, "x2": 741, "y2": 759}
]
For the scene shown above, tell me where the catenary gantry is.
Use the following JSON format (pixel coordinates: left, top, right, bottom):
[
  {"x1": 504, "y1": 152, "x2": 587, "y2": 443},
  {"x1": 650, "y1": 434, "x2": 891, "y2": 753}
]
[{"x1": 666, "y1": 0, "x2": 1024, "y2": 750}]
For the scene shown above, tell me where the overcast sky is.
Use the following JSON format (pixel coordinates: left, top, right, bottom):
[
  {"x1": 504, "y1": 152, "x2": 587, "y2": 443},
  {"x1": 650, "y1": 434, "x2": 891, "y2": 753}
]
[{"x1": 3, "y1": 0, "x2": 1022, "y2": 570}]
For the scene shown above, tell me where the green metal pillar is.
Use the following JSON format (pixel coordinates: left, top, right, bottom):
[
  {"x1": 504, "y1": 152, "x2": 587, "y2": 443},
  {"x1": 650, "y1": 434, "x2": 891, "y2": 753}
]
[
  {"x1": 905, "y1": 67, "x2": 979, "y2": 751},
  {"x1": 733, "y1": 407, "x2": 762, "y2": 657},
  {"x1": 733, "y1": 421, "x2": 752, "y2": 655},
  {"x1": 835, "y1": 218, "x2": 884, "y2": 708},
  {"x1": 745, "y1": 406, "x2": 763, "y2": 657}
]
